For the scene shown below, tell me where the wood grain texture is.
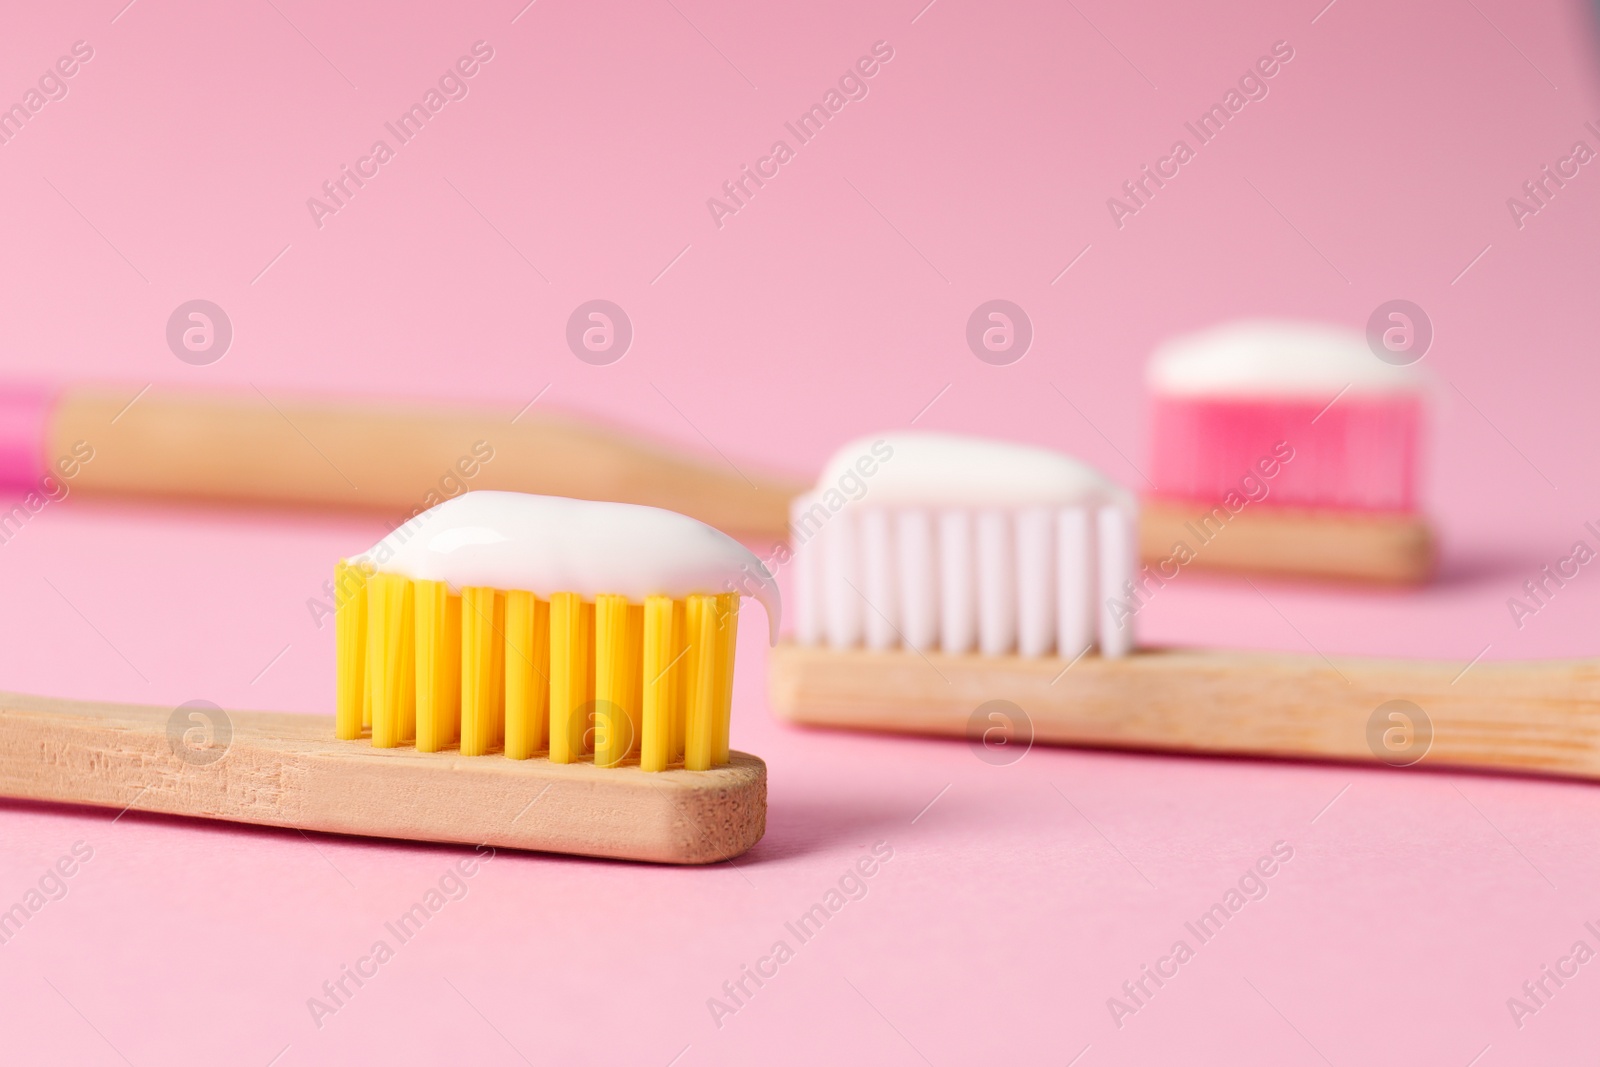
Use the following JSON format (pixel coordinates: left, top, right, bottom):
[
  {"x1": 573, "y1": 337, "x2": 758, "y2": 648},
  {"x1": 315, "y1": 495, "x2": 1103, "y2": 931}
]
[
  {"x1": 769, "y1": 643, "x2": 1600, "y2": 779},
  {"x1": 0, "y1": 691, "x2": 766, "y2": 864},
  {"x1": 50, "y1": 386, "x2": 803, "y2": 538},
  {"x1": 1140, "y1": 498, "x2": 1435, "y2": 584}
]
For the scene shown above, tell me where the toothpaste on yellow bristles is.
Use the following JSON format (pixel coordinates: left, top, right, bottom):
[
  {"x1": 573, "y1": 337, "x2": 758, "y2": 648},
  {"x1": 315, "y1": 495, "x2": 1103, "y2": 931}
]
[{"x1": 333, "y1": 491, "x2": 780, "y2": 771}]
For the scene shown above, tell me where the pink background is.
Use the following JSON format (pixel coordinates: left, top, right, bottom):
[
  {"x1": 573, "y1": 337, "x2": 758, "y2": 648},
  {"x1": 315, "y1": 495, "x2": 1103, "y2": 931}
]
[{"x1": 2, "y1": 0, "x2": 1600, "y2": 1062}]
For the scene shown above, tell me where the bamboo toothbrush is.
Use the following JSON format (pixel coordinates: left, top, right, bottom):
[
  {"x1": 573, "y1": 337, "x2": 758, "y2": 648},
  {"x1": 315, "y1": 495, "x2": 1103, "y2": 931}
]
[
  {"x1": 772, "y1": 433, "x2": 1600, "y2": 780},
  {"x1": 0, "y1": 383, "x2": 801, "y2": 538},
  {"x1": 771, "y1": 646, "x2": 1600, "y2": 779},
  {"x1": 1140, "y1": 320, "x2": 1434, "y2": 584},
  {"x1": 0, "y1": 492, "x2": 779, "y2": 863}
]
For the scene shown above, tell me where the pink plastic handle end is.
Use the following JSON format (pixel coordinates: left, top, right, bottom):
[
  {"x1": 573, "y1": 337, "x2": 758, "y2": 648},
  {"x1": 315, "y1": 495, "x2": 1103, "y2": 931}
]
[{"x1": 0, "y1": 387, "x2": 54, "y2": 489}]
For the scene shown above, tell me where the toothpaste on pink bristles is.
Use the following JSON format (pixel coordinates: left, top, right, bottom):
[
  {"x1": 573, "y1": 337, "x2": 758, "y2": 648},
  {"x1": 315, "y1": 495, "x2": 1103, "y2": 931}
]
[
  {"x1": 790, "y1": 433, "x2": 1137, "y2": 660},
  {"x1": 1147, "y1": 320, "x2": 1429, "y2": 514}
]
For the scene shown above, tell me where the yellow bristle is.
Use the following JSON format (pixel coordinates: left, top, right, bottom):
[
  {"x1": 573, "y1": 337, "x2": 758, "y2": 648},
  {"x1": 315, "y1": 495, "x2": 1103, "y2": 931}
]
[
  {"x1": 582, "y1": 601, "x2": 596, "y2": 753},
  {"x1": 461, "y1": 587, "x2": 505, "y2": 757},
  {"x1": 713, "y1": 593, "x2": 738, "y2": 766},
  {"x1": 446, "y1": 592, "x2": 462, "y2": 744},
  {"x1": 671, "y1": 597, "x2": 688, "y2": 763},
  {"x1": 340, "y1": 569, "x2": 744, "y2": 770},
  {"x1": 413, "y1": 580, "x2": 461, "y2": 753},
  {"x1": 684, "y1": 593, "x2": 718, "y2": 771},
  {"x1": 504, "y1": 590, "x2": 550, "y2": 760},
  {"x1": 640, "y1": 595, "x2": 679, "y2": 772},
  {"x1": 548, "y1": 592, "x2": 590, "y2": 764},
  {"x1": 366, "y1": 573, "x2": 415, "y2": 748},
  {"x1": 333, "y1": 560, "x2": 369, "y2": 740},
  {"x1": 594, "y1": 595, "x2": 644, "y2": 767}
]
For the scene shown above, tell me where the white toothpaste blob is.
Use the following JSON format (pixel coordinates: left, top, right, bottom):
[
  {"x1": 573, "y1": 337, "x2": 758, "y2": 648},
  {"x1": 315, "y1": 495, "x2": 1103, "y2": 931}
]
[
  {"x1": 1148, "y1": 320, "x2": 1429, "y2": 399},
  {"x1": 813, "y1": 432, "x2": 1131, "y2": 509},
  {"x1": 351, "y1": 491, "x2": 781, "y2": 643}
]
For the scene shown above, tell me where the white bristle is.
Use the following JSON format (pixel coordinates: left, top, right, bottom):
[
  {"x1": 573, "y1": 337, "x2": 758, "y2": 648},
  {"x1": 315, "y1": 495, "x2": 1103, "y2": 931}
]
[
  {"x1": 1096, "y1": 505, "x2": 1135, "y2": 658},
  {"x1": 1015, "y1": 507, "x2": 1055, "y2": 658},
  {"x1": 976, "y1": 510, "x2": 1016, "y2": 656},
  {"x1": 1056, "y1": 507, "x2": 1094, "y2": 659},
  {"x1": 895, "y1": 509, "x2": 938, "y2": 651},
  {"x1": 793, "y1": 495, "x2": 1137, "y2": 661},
  {"x1": 859, "y1": 508, "x2": 898, "y2": 650},
  {"x1": 791, "y1": 494, "x2": 824, "y2": 646},
  {"x1": 823, "y1": 507, "x2": 862, "y2": 649},
  {"x1": 937, "y1": 510, "x2": 976, "y2": 654}
]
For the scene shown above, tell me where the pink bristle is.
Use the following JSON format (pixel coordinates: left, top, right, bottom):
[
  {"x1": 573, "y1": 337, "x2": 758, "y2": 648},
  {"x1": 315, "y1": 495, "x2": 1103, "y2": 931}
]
[{"x1": 1148, "y1": 393, "x2": 1422, "y2": 513}]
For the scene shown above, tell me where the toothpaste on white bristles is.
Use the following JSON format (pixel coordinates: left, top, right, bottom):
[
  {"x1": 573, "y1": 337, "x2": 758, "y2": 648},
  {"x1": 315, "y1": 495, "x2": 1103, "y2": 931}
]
[
  {"x1": 790, "y1": 432, "x2": 1137, "y2": 660},
  {"x1": 351, "y1": 490, "x2": 782, "y2": 644}
]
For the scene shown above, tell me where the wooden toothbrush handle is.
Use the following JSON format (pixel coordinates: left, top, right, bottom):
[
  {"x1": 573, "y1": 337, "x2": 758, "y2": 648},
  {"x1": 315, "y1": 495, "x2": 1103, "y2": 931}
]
[
  {"x1": 49, "y1": 386, "x2": 803, "y2": 538},
  {"x1": 768, "y1": 644, "x2": 1600, "y2": 779},
  {"x1": 0, "y1": 691, "x2": 766, "y2": 864},
  {"x1": 1140, "y1": 498, "x2": 1435, "y2": 584}
]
